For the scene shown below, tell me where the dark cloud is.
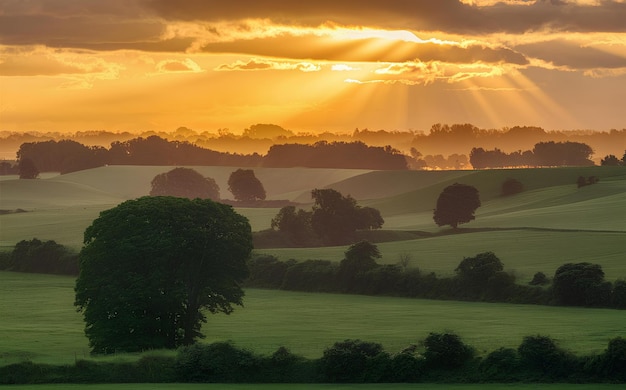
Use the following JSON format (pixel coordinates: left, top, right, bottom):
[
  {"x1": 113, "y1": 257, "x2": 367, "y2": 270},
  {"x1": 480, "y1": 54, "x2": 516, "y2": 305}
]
[
  {"x1": 200, "y1": 35, "x2": 528, "y2": 65},
  {"x1": 516, "y1": 39, "x2": 626, "y2": 69},
  {"x1": 147, "y1": 0, "x2": 626, "y2": 34}
]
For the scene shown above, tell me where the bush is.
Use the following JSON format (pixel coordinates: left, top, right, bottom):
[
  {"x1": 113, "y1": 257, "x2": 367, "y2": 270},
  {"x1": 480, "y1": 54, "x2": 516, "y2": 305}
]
[
  {"x1": 9, "y1": 238, "x2": 78, "y2": 275},
  {"x1": 480, "y1": 347, "x2": 520, "y2": 381},
  {"x1": 599, "y1": 337, "x2": 626, "y2": 380},
  {"x1": 175, "y1": 342, "x2": 261, "y2": 382},
  {"x1": 390, "y1": 351, "x2": 423, "y2": 382},
  {"x1": 319, "y1": 339, "x2": 386, "y2": 382},
  {"x1": 612, "y1": 279, "x2": 626, "y2": 309},
  {"x1": 422, "y1": 332, "x2": 474, "y2": 369},
  {"x1": 501, "y1": 178, "x2": 523, "y2": 196},
  {"x1": 529, "y1": 271, "x2": 549, "y2": 286},
  {"x1": 518, "y1": 335, "x2": 577, "y2": 378}
]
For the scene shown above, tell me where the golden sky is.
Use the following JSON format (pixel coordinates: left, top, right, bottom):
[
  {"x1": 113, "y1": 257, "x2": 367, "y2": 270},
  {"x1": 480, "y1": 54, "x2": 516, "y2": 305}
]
[{"x1": 1, "y1": 0, "x2": 625, "y2": 134}]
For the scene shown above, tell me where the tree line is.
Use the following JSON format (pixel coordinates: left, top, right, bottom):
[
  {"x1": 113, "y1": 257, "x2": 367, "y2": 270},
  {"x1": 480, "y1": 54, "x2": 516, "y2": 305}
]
[
  {"x1": 2, "y1": 334, "x2": 625, "y2": 384},
  {"x1": 12, "y1": 136, "x2": 408, "y2": 177},
  {"x1": 3, "y1": 123, "x2": 624, "y2": 164},
  {"x1": 245, "y1": 244, "x2": 626, "y2": 310}
]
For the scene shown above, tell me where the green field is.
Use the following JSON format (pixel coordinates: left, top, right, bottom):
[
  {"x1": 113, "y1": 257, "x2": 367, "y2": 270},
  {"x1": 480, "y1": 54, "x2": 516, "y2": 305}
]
[
  {"x1": 1, "y1": 165, "x2": 625, "y2": 373},
  {"x1": 1, "y1": 271, "x2": 625, "y2": 367}
]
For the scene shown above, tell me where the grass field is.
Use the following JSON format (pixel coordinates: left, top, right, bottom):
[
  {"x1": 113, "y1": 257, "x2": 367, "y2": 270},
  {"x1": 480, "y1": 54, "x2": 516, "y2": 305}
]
[
  {"x1": 1, "y1": 165, "x2": 625, "y2": 376},
  {"x1": 1, "y1": 271, "x2": 624, "y2": 367}
]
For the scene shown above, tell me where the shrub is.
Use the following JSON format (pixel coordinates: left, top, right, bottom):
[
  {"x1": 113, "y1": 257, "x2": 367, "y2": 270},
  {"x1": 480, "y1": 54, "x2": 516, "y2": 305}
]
[
  {"x1": 480, "y1": 347, "x2": 520, "y2": 381},
  {"x1": 612, "y1": 279, "x2": 626, "y2": 309},
  {"x1": 319, "y1": 339, "x2": 386, "y2": 382},
  {"x1": 422, "y1": 332, "x2": 474, "y2": 369},
  {"x1": 598, "y1": 337, "x2": 626, "y2": 380},
  {"x1": 529, "y1": 271, "x2": 549, "y2": 286},
  {"x1": 518, "y1": 335, "x2": 577, "y2": 378},
  {"x1": 175, "y1": 342, "x2": 261, "y2": 382},
  {"x1": 501, "y1": 178, "x2": 523, "y2": 196},
  {"x1": 390, "y1": 351, "x2": 423, "y2": 382},
  {"x1": 10, "y1": 238, "x2": 78, "y2": 275}
]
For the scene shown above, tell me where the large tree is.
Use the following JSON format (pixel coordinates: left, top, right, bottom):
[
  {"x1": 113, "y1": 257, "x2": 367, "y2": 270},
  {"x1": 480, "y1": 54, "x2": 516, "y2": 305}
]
[
  {"x1": 433, "y1": 183, "x2": 481, "y2": 228},
  {"x1": 150, "y1": 167, "x2": 220, "y2": 200},
  {"x1": 74, "y1": 196, "x2": 252, "y2": 353},
  {"x1": 227, "y1": 169, "x2": 266, "y2": 202}
]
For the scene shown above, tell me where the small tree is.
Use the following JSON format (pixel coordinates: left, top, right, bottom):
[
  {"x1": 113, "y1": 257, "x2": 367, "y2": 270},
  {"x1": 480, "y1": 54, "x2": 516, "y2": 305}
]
[
  {"x1": 433, "y1": 183, "x2": 481, "y2": 228},
  {"x1": 228, "y1": 169, "x2": 266, "y2": 202},
  {"x1": 338, "y1": 240, "x2": 380, "y2": 292},
  {"x1": 270, "y1": 206, "x2": 313, "y2": 245},
  {"x1": 601, "y1": 154, "x2": 621, "y2": 166},
  {"x1": 311, "y1": 188, "x2": 384, "y2": 245},
  {"x1": 501, "y1": 178, "x2": 523, "y2": 196},
  {"x1": 150, "y1": 167, "x2": 220, "y2": 200},
  {"x1": 319, "y1": 339, "x2": 387, "y2": 383},
  {"x1": 18, "y1": 157, "x2": 39, "y2": 179},
  {"x1": 552, "y1": 262, "x2": 606, "y2": 306}
]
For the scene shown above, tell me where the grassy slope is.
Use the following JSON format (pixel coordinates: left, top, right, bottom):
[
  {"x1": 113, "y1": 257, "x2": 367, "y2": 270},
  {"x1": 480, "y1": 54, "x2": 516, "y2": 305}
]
[
  {"x1": 1, "y1": 166, "x2": 624, "y2": 279},
  {"x1": 1, "y1": 271, "x2": 624, "y2": 366}
]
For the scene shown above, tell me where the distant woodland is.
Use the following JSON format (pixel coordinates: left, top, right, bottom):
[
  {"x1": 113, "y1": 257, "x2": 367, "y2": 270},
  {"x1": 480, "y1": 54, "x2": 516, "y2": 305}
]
[{"x1": 1, "y1": 123, "x2": 625, "y2": 173}]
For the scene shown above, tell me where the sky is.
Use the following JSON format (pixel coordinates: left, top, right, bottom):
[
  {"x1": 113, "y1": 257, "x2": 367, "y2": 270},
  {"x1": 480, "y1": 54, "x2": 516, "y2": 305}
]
[{"x1": 1, "y1": 0, "x2": 626, "y2": 134}]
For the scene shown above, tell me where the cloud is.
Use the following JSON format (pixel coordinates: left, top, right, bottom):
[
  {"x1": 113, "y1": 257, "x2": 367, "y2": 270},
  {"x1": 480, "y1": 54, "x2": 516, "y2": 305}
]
[
  {"x1": 515, "y1": 39, "x2": 626, "y2": 69},
  {"x1": 154, "y1": 58, "x2": 203, "y2": 74},
  {"x1": 147, "y1": 0, "x2": 626, "y2": 34},
  {"x1": 216, "y1": 58, "x2": 321, "y2": 72}
]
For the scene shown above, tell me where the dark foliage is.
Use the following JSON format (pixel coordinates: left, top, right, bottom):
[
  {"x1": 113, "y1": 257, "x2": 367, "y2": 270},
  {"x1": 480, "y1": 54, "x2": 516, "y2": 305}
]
[
  {"x1": 150, "y1": 167, "x2": 220, "y2": 200},
  {"x1": 529, "y1": 271, "x2": 549, "y2": 286},
  {"x1": 552, "y1": 262, "x2": 608, "y2": 306},
  {"x1": 270, "y1": 206, "x2": 315, "y2": 246},
  {"x1": 600, "y1": 154, "x2": 622, "y2": 166},
  {"x1": 18, "y1": 157, "x2": 39, "y2": 179},
  {"x1": 319, "y1": 339, "x2": 388, "y2": 382},
  {"x1": 18, "y1": 139, "x2": 107, "y2": 174},
  {"x1": 480, "y1": 347, "x2": 521, "y2": 381},
  {"x1": 75, "y1": 196, "x2": 252, "y2": 353},
  {"x1": 175, "y1": 342, "x2": 261, "y2": 382},
  {"x1": 501, "y1": 178, "x2": 524, "y2": 196},
  {"x1": 263, "y1": 141, "x2": 407, "y2": 170},
  {"x1": 227, "y1": 169, "x2": 266, "y2": 202},
  {"x1": 518, "y1": 335, "x2": 579, "y2": 378},
  {"x1": 3, "y1": 336, "x2": 626, "y2": 384},
  {"x1": 0, "y1": 160, "x2": 19, "y2": 175},
  {"x1": 8, "y1": 238, "x2": 78, "y2": 275},
  {"x1": 422, "y1": 332, "x2": 475, "y2": 369},
  {"x1": 310, "y1": 188, "x2": 384, "y2": 245},
  {"x1": 433, "y1": 183, "x2": 481, "y2": 228}
]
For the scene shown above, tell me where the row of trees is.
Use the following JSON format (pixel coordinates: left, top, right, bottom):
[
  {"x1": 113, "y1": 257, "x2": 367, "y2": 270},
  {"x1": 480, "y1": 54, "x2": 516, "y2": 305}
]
[
  {"x1": 469, "y1": 141, "x2": 597, "y2": 168},
  {"x1": 246, "y1": 245, "x2": 626, "y2": 309},
  {"x1": 150, "y1": 167, "x2": 267, "y2": 203},
  {"x1": 270, "y1": 189, "x2": 384, "y2": 245},
  {"x1": 13, "y1": 136, "x2": 409, "y2": 177},
  {"x1": 3, "y1": 334, "x2": 625, "y2": 383}
]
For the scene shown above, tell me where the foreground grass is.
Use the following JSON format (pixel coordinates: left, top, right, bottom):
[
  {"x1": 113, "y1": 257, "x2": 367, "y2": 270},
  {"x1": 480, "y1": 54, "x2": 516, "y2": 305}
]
[
  {"x1": 1, "y1": 385, "x2": 624, "y2": 390},
  {"x1": 2, "y1": 271, "x2": 624, "y2": 366}
]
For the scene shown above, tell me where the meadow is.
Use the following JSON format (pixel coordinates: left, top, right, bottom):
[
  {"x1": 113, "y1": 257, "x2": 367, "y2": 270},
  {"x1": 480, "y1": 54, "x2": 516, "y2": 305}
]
[
  {"x1": 1, "y1": 271, "x2": 625, "y2": 367},
  {"x1": 0, "y1": 165, "x2": 625, "y2": 374}
]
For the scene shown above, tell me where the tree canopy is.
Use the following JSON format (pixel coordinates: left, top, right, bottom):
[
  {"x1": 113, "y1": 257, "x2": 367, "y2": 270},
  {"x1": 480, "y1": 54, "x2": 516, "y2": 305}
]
[
  {"x1": 311, "y1": 189, "x2": 384, "y2": 245},
  {"x1": 433, "y1": 183, "x2": 481, "y2": 228},
  {"x1": 150, "y1": 167, "x2": 220, "y2": 200},
  {"x1": 228, "y1": 169, "x2": 266, "y2": 202},
  {"x1": 74, "y1": 196, "x2": 252, "y2": 353}
]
